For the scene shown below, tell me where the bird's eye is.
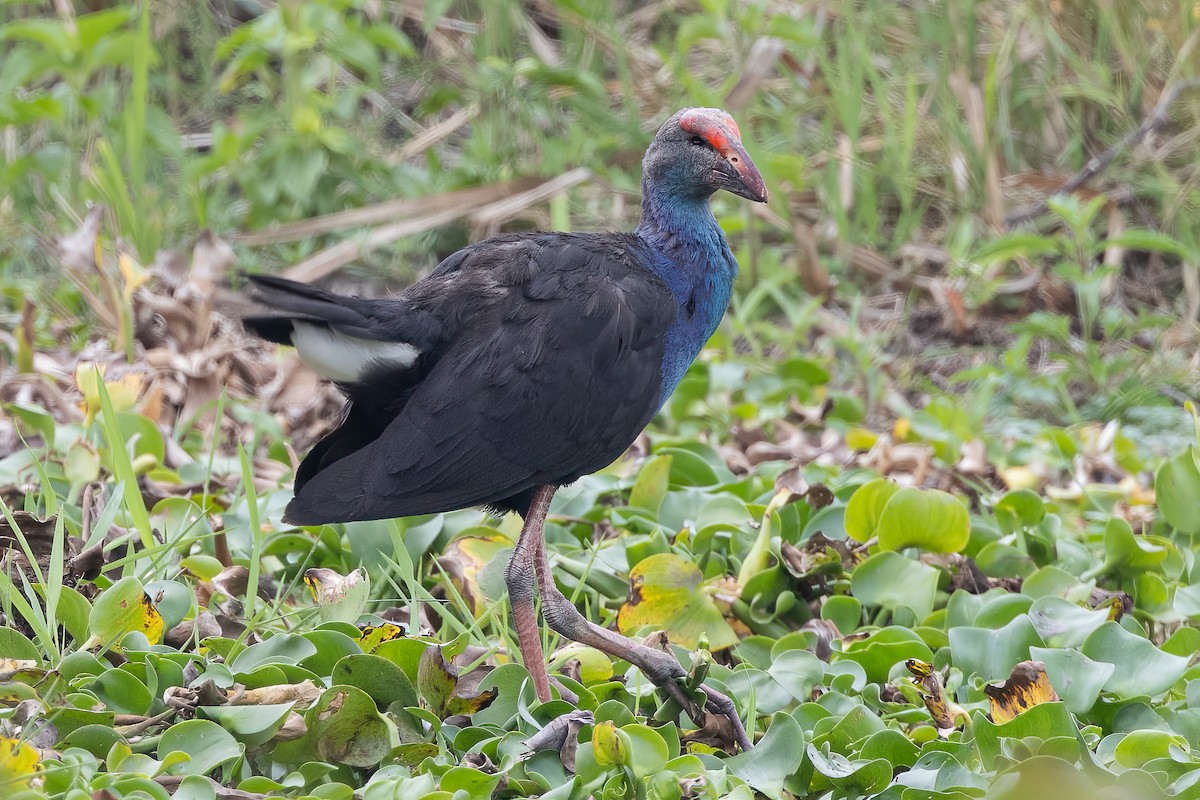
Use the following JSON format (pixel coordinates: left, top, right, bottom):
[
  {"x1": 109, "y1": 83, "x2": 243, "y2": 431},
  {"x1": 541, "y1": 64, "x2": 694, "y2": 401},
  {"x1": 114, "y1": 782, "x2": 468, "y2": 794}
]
[{"x1": 689, "y1": 135, "x2": 707, "y2": 147}]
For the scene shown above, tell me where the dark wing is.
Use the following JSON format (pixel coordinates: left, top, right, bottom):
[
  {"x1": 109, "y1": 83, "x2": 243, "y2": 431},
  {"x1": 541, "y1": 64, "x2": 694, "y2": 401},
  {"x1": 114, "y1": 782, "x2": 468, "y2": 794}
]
[{"x1": 282, "y1": 234, "x2": 676, "y2": 525}]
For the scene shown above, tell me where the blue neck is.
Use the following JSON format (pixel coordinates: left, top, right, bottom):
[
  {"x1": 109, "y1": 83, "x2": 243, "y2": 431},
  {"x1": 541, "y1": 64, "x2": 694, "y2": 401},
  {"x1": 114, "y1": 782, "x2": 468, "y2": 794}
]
[{"x1": 636, "y1": 186, "x2": 738, "y2": 407}]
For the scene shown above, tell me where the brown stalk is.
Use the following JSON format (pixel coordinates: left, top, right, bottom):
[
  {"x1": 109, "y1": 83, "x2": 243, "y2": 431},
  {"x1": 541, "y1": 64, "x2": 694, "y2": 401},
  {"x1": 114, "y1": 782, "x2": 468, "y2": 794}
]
[{"x1": 236, "y1": 177, "x2": 540, "y2": 246}]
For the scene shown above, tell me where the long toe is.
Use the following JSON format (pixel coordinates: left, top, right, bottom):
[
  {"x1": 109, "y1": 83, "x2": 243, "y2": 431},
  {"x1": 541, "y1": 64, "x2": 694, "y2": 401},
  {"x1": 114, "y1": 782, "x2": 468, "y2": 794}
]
[{"x1": 701, "y1": 685, "x2": 753, "y2": 752}]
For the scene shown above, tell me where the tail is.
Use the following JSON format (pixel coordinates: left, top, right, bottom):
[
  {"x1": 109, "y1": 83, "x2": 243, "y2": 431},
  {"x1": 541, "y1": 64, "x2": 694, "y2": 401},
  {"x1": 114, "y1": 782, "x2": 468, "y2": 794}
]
[{"x1": 242, "y1": 274, "x2": 421, "y2": 385}]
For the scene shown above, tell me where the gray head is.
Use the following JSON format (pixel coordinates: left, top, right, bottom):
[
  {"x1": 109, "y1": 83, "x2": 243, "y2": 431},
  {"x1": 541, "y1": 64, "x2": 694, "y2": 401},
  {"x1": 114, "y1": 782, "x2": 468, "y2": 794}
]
[{"x1": 641, "y1": 107, "x2": 768, "y2": 204}]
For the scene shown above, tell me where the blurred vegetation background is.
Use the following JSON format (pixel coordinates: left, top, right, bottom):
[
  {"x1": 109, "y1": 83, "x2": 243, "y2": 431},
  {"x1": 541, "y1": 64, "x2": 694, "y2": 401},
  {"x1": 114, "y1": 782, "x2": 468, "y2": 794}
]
[{"x1": 2, "y1": 0, "x2": 1199, "y2": 439}]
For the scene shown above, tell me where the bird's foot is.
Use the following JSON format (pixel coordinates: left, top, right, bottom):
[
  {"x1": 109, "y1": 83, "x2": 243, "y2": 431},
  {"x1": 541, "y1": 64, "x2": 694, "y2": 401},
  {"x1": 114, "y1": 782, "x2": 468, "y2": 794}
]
[{"x1": 636, "y1": 639, "x2": 752, "y2": 752}]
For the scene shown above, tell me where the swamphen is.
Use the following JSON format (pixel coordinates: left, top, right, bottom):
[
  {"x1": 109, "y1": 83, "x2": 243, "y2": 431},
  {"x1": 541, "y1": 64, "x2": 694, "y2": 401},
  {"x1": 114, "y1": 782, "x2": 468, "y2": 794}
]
[{"x1": 244, "y1": 108, "x2": 767, "y2": 750}]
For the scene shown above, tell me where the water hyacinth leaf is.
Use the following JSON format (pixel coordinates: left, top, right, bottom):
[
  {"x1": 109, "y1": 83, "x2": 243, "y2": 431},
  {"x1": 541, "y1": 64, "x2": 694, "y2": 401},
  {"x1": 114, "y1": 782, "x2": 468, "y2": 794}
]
[
  {"x1": 307, "y1": 685, "x2": 394, "y2": 767},
  {"x1": 1114, "y1": 729, "x2": 1190, "y2": 768},
  {"x1": 437, "y1": 533, "x2": 510, "y2": 617},
  {"x1": 591, "y1": 720, "x2": 630, "y2": 767},
  {"x1": 994, "y1": 489, "x2": 1045, "y2": 533},
  {"x1": 617, "y1": 552, "x2": 738, "y2": 650},
  {"x1": 547, "y1": 644, "x2": 614, "y2": 685},
  {"x1": 972, "y1": 702, "x2": 1080, "y2": 770},
  {"x1": 876, "y1": 487, "x2": 970, "y2": 553},
  {"x1": 1026, "y1": 597, "x2": 1110, "y2": 648},
  {"x1": 304, "y1": 567, "x2": 369, "y2": 624},
  {"x1": 228, "y1": 634, "x2": 318, "y2": 675},
  {"x1": 629, "y1": 454, "x2": 672, "y2": 515},
  {"x1": 1081, "y1": 622, "x2": 1189, "y2": 698},
  {"x1": 850, "y1": 551, "x2": 939, "y2": 620},
  {"x1": 0, "y1": 736, "x2": 39, "y2": 790},
  {"x1": 198, "y1": 702, "x2": 296, "y2": 746},
  {"x1": 767, "y1": 649, "x2": 825, "y2": 703},
  {"x1": 356, "y1": 622, "x2": 405, "y2": 653},
  {"x1": 1098, "y1": 517, "x2": 1169, "y2": 575},
  {"x1": 844, "y1": 478, "x2": 900, "y2": 542},
  {"x1": 821, "y1": 594, "x2": 862, "y2": 635},
  {"x1": 726, "y1": 713, "x2": 808, "y2": 800},
  {"x1": 1154, "y1": 445, "x2": 1200, "y2": 534},
  {"x1": 838, "y1": 627, "x2": 933, "y2": 685},
  {"x1": 0, "y1": 629, "x2": 39, "y2": 661},
  {"x1": 807, "y1": 744, "x2": 892, "y2": 795},
  {"x1": 416, "y1": 646, "x2": 497, "y2": 717},
  {"x1": 724, "y1": 667, "x2": 796, "y2": 715},
  {"x1": 330, "y1": 654, "x2": 418, "y2": 709},
  {"x1": 983, "y1": 661, "x2": 1058, "y2": 723},
  {"x1": 621, "y1": 724, "x2": 669, "y2": 779},
  {"x1": 89, "y1": 667, "x2": 153, "y2": 716},
  {"x1": 1029, "y1": 647, "x2": 1114, "y2": 714},
  {"x1": 948, "y1": 615, "x2": 1044, "y2": 682},
  {"x1": 86, "y1": 576, "x2": 163, "y2": 648},
  {"x1": 158, "y1": 719, "x2": 243, "y2": 776}
]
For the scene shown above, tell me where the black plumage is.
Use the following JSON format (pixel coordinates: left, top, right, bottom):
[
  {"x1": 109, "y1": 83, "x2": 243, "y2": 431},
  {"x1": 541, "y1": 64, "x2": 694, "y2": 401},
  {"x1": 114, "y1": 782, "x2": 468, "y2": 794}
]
[{"x1": 244, "y1": 233, "x2": 676, "y2": 522}]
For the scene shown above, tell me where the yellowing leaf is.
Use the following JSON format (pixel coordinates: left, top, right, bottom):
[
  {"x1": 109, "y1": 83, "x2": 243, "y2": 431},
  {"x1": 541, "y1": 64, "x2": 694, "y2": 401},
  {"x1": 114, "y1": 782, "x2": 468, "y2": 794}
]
[
  {"x1": 845, "y1": 427, "x2": 880, "y2": 452},
  {"x1": 140, "y1": 592, "x2": 165, "y2": 645},
  {"x1": 592, "y1": 720, "x2": 630, "y2": 767},
  {"x1": 436, "y1": 533, "x2": 510, "y2": 617},
  {"x1": 305, "y1": 568, "x2": 366, "y2": 605},
  {"x1": 85, "y1": 576, "x2": 163, "y2": 648},
  {"x1": 617, "y1": 553, "x2": 738, "y2": 650},
  {"x1": 117, "y1": 252, "x2": 149, "y2": 297},
  {"x1": 304, "y1": 568, "x2": 369, "y2": 624},
  {"x1": 357, "y1": 623, "x2": 404, "y2": 653},
  {"x1": 75, "y1": 363, "x2": 143, "y2": 426},
  {"x1": 0, "y1": 736, "x2": 39, "y2": 789},
  {"x1": 983, "y1": 660, "x2": 1058, "y2": 723},
  {"x1": 999, "y1": 466, "x2": 1040, "y2": 491}
]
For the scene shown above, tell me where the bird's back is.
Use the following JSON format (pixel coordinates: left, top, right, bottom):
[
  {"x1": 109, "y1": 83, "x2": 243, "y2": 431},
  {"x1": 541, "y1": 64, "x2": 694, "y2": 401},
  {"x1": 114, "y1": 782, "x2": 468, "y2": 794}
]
[{"x1": 245, "y1": 232, "x2": 679, "y2": 524}]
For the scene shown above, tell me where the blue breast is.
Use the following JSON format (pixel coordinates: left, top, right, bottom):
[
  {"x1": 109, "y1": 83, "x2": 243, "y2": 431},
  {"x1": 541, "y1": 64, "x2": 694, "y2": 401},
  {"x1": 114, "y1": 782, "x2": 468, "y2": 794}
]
[{"x1": 635, "y1": 213, "x2": 739, "y2": 408}]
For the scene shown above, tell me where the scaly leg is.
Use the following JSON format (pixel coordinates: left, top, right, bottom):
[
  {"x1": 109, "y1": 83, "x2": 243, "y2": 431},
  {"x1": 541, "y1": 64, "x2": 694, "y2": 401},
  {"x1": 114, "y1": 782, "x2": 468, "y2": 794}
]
[
  {"x1": 504, "y1": 484, "x2": 556, "y2": 702},
  {"x1": 521, "y1": 484, "x2": 752, "y2": 751}
]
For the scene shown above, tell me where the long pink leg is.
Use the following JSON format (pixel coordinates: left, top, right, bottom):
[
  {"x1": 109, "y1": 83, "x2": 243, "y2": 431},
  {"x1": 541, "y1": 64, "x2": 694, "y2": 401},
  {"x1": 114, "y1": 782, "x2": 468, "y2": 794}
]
[{"x1": 504, "y1": 484, "x2": 556, "y2": 702}]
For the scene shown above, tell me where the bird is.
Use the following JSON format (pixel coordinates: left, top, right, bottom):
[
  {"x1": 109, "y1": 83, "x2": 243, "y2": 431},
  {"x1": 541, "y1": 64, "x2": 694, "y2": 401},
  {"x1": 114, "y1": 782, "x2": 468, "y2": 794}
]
[{"x1": 243, "y1": 107, "x2": 767, "y2": 750}]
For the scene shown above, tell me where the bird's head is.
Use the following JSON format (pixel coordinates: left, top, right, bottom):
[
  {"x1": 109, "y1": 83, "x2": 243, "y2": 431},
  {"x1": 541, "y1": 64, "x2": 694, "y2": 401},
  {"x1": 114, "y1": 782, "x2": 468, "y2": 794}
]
[{"x1": 642, "y1": 107, "x2": 768, "y2": 204}]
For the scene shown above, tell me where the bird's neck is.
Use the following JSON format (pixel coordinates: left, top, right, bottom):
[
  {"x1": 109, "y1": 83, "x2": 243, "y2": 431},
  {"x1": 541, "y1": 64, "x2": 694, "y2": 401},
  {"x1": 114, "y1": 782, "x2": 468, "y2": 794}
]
[{"x1": 635, "y1": 184, "x2": 738, "y2": 403}]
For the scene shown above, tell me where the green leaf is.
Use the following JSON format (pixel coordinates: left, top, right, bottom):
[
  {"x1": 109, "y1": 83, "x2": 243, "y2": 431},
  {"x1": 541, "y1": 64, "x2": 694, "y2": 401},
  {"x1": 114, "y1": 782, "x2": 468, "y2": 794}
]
[
  {"x1": 621, "y1": 724, "x2": 668, "y2": 779},
  {"x1": 844, "y1": 478, "x2": 900, "y2": 542},
  {"x1": 876, "y1": 487, "x2": 970, "y2": 553},
  {"x1": 995, "y1": 490, "x2": 1045, "y2": 533},
  {"x1": 198, "y1": 702, "x2": 295, "y2": 747},
  {"x1": 1029, "y1": 646, "x2": 1114, "y2": 713},
  {"x1": 629, "y1": 454, "x2": 672, "y2": 515},
  {"x1": 1114, "y1": 729, "x2": 1190, "y2": 768},
  {"x1": 330, "y1": 654, "x2": 418, "y2": 709},
  {"x1": 159, "y1": 719, "x2": 243, "y2": 776},
  {"x1": 948, "y1": 615, "x2": 1044, "y2": 681},
  {"x1": 86, "y1": 576, "x2": 163, "y2": 648},
  {"x1": 1026, "y1": 597, "x2": 1109, "y2": 648},
  {"x1": 726, "y1": 713, "x2": 808, "y2": 800},
  {"x1": 0, "y1": 628, "x2": 38, "y2": 661},
  {"x1": 1081, "y1": 622, "x2": 1189, "y2": 698},
  {"x1": 837, "y1": 627, "x2": 933, "y2": 685},
  {"x1": 228, "y1": 634, "x2": 318, "y2": 675},
  {"x1": 850, "y1": 551, "x2": 939, "y2": 620},
  {"x1": 1155, "y1": 446, "x2": 1200, "y2": 534},
  {"x1": 307, "y1": 685, "x2": 394, "y2": 767},
  {"x1": 89, "y1": 668, "x2": 152, "y2": 716}
]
